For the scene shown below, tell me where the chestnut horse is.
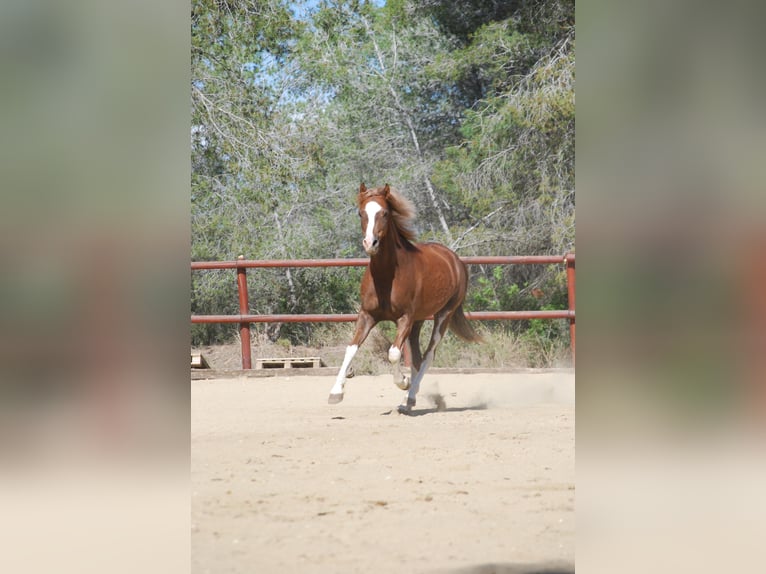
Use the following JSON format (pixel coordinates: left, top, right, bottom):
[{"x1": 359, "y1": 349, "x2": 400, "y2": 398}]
[{"x1": 328, "y1": 183, "x2": 481, "y2": 413}]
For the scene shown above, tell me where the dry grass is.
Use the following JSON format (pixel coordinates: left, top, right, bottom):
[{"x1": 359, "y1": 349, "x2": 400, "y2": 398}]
[{"x1": 193, "y1": 323, "x2": 572, "y2": 373}]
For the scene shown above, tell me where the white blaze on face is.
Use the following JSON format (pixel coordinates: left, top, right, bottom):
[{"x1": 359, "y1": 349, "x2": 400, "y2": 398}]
[{"x1": 363, "y1": 201, "x2": 383, "y2": 250}]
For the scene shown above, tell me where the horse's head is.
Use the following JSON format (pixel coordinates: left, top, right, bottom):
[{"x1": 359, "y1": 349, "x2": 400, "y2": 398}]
[{"x1": 357, "y1": 183, "x2": 391, "y2": 256}]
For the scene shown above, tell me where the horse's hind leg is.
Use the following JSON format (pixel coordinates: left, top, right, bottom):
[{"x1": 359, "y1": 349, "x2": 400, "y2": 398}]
[
  {"x1": 407, "y1": 321, "x2": 424, "y2": 381},
  {"x1": 328, "y1": 311, "x2": 376, "y2": 404},
  {"x1": 390, "y1": 315, "x2": 415, "y2": 390},
  {"x1": 392, "y1": 321, "x2": 423, "y2": 391},
  {"x1": 398, "y1": 311, "x2": 451, "y2": 413}
]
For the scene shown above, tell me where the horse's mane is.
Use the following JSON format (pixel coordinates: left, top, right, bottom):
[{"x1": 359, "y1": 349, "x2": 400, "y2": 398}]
[{"x1": 358, "y1": 185, "x2": 418, "y2": 243}]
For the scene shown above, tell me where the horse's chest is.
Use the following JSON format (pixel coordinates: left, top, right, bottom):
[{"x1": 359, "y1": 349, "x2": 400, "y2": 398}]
[{"x1": 363, "y1": 273, "x2": 413, "y2": 318}]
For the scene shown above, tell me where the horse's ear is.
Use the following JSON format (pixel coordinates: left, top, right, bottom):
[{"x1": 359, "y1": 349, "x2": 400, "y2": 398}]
[
  {"x1": 359, "y1": 182, "x2": 366, "y2": 194},
  {"x1": 382, "y1": 183, "x2": 390, "y2": 198}
]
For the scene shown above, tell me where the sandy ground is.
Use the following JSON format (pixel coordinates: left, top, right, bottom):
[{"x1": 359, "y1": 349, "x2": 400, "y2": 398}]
[{"x1": 191, "y1": 372, "x2": 575, "y2": 574}]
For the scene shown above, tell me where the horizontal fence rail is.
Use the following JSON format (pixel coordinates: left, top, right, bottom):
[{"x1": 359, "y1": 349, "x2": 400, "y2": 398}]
[
  {"x1": 192, "y1": 310, "x2": 575, "y2": 324},
  {"x1": 191, "y1": 255, "x2": 569, "y2": 270},
  {"x1": 191, "y1": 253, "x2": 575, "y2": 369}
]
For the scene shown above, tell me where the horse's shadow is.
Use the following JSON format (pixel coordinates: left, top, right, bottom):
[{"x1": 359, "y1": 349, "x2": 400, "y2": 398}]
[{"x1": 380, "y1": 402, "x2": 488, "y2": 417}]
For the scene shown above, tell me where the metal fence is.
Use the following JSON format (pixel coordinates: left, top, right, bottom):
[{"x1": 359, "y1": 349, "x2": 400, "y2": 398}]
[{"x1": 191, "y1": 254, "x2": 575, "y2": 369}]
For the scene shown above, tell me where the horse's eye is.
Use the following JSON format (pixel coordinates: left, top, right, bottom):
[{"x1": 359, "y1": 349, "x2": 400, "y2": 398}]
[
  {"x1": 381, "y1": 209, "x2": 389, "y2": 217},
  {"x1": 357, "y1": 209, "x2": 363, "y2": 217}
]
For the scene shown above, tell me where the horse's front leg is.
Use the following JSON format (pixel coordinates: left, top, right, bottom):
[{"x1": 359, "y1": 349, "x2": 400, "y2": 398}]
[
  {"x1": 389, "y1": 315, "x2": 414, "y2": 391},
  {"x1": 328, "y1": 311, "x2": 376, "y2": 404}
]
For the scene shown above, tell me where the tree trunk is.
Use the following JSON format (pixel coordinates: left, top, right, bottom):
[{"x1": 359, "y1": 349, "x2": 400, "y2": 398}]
[
  {"x1": 362, "y1": 17, "x2": 453, "y2": 243},
  {"x1": 273, "y1": 210, "x2": 298, "y2": 310}
]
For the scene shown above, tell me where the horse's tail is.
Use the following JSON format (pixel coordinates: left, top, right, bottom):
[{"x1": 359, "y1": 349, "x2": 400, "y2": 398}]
[{"x1": 449, "y1": 305, "x2": 483, "y2": 343}]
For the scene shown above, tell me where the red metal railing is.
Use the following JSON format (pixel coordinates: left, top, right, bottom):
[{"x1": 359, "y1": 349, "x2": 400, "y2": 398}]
[{"x1": 191, "y1": 254, "x2": 575, "y2": 369}]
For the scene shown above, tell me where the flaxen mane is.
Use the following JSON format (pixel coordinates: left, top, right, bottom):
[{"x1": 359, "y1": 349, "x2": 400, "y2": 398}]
[{"x1": 358, "y1": 185, "x2": 418, "y2": 243}]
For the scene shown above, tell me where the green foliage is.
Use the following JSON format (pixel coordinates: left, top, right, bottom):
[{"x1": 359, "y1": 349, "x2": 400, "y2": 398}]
[
  {"x1": 470, "y1": 267, "x2": 512, "y2": 312},
  {"x1": 191, "y1": 269, "x2": 238, "y2": 345},
  {"x1": 465, "y1": 262, "x2": 570, "y2": 366},
  {"x1": 190, "y1": 0, "x2": 575, "y2": 364}
]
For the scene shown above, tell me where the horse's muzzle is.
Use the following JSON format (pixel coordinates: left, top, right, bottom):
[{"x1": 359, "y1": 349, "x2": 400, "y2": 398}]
[{"x1": 363, "y1": 237, "x2": 379, "y2": 255}]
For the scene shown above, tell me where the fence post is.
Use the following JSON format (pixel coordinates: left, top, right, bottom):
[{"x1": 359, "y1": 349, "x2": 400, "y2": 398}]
[
  {"x1": 236, "y1": 255, "x2": 252, "y2": 369},
  {"x1": 565, "y1": 253, "x2": 576, "y2": 366}
]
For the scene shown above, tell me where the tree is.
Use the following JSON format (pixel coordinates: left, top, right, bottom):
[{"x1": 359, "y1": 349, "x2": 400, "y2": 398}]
[
  {"x1": 191, "y1": 0, "x2": 575, "y2": 352},
  {"x1": 425, "y1": 0, "x2": 575, "y2": 323},
  {"x1": 295, "y1": 0, "x2": 465, "y2": 241}
]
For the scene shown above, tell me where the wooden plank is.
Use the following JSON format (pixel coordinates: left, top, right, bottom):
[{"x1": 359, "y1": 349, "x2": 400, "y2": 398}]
[
  {"x1": 192, "y1": 366, "x2": 338, "y2": 379},
  {"x1": 191, "y1": 352, "x2": 210, "y2": 369},
  {"x1": 191, "y1": 366, "x2": 573, "y2": 380},
  {"x1": 255, "y1": 357, "x2": 324, "y2": 370}
]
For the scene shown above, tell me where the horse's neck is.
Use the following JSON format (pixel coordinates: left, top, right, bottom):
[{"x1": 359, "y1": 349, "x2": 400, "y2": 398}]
[{"x1": 369, "y1": 234, "x2": 403, "y2": 280}]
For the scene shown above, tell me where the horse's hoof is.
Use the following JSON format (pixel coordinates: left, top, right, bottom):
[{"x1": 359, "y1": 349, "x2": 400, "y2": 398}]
[
  {"x1": 397, "y1": 397, "x2": 416, "y2": 414},
  {"x1": 328, "y1": 393, "x2": 344, "y2": 404},
  {"x1": 395, "y1": 376, "x2": 410, "y2": 390}
]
